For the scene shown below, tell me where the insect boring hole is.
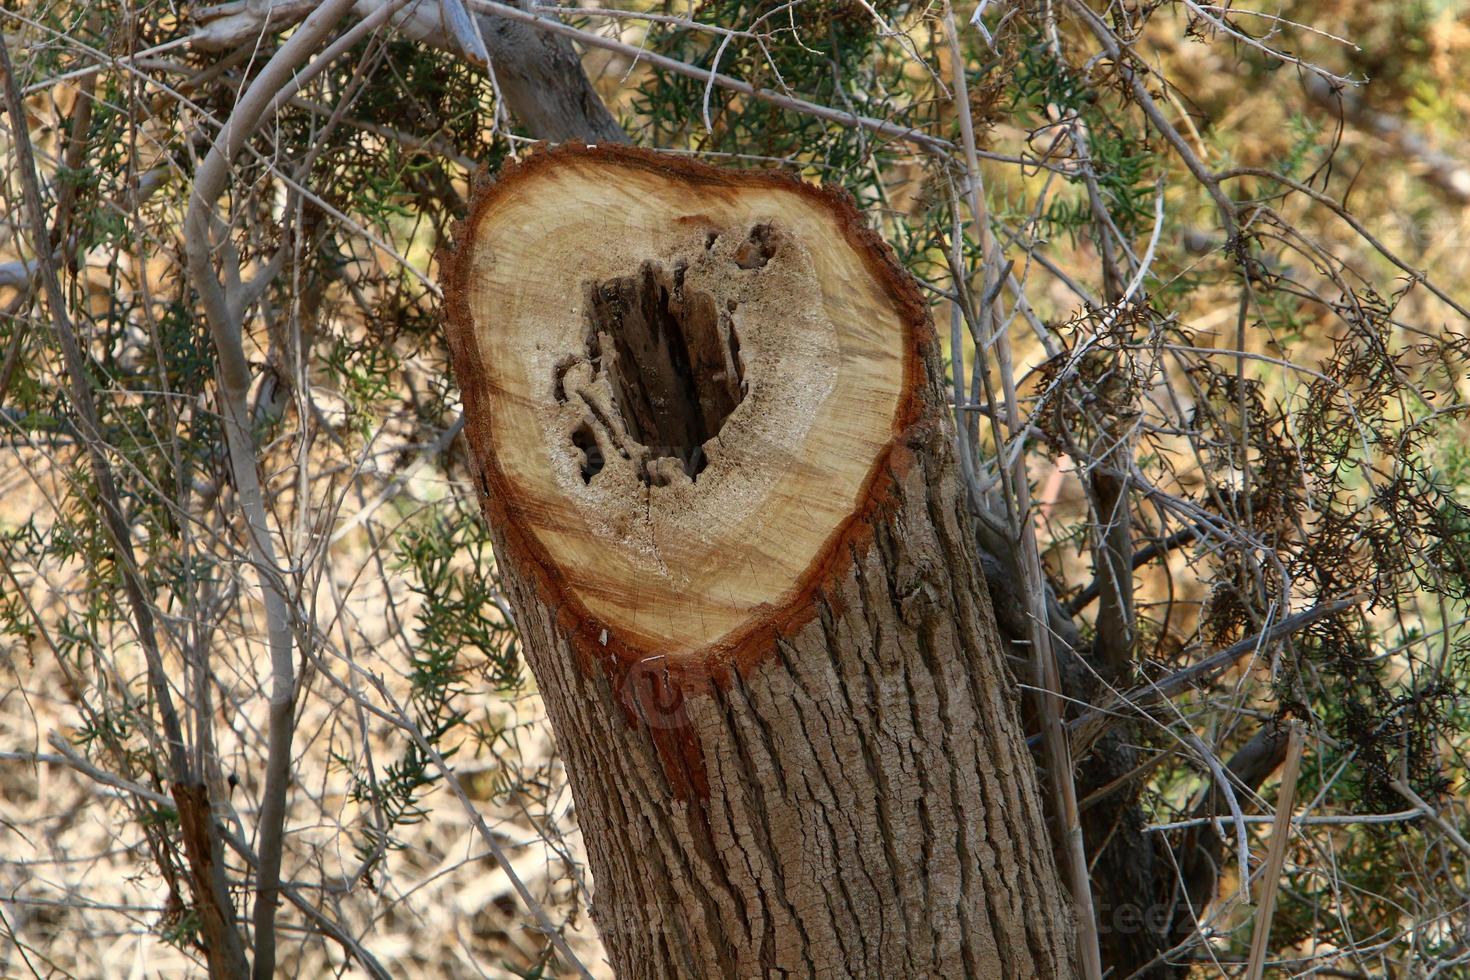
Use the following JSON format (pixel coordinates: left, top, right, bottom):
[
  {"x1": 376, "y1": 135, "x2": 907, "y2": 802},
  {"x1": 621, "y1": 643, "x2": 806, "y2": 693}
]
[{"x1": 580, "y1": 260, "x2": 746, "y2": 485}]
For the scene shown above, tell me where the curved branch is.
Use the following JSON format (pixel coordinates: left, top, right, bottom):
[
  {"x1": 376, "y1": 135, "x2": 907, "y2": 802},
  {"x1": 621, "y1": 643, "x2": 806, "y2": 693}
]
[{"x1": 182, "y1": 3, "x2": 377, "y2": 975}]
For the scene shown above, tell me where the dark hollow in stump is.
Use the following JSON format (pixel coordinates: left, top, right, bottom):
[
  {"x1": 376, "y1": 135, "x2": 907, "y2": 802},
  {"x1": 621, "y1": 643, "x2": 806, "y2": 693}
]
[{"x1": 441, "y1": 144, "x2": 1076, "y2": 978}]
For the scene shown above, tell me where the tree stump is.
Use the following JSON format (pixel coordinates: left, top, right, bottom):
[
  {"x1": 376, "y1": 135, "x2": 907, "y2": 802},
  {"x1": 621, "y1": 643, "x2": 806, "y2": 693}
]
[{"x1": 442, "y1": 144, "x2": 1075, "y2": 978}]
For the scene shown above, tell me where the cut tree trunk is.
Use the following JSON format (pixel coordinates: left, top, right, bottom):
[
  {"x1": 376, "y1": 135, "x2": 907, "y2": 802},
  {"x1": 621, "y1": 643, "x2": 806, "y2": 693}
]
[{"x1": 441, "y1": 144, "x2": 1076, "y2": 978}]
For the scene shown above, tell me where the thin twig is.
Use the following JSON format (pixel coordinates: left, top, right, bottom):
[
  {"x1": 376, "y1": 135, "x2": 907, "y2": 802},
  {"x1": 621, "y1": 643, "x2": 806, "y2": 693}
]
[
  {"x1": 1389, "y1": 780, "x2": 1470, "y2": 860},
  {"x1": 182, "y1": 2, "x2": 366, "y2": 974},
  {"x1": 943, "y1": 4, "x2": 1102, "y2": 975},
  {"x1": 1063, "y1": 597, "x2": 1362, "y2": 753},
  {"x1": 1148, "y1": 809, "x2": 1424, "y2": 832},
  {"x1": 1245, "y1": 723, "x2": 1305, "y2": 980}
]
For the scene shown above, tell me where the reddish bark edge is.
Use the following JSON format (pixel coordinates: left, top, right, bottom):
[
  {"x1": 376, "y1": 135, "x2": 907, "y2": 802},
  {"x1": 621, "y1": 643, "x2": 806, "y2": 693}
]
[{"x1": 441, "y1": 144, "x2": 936, "y2": 793}]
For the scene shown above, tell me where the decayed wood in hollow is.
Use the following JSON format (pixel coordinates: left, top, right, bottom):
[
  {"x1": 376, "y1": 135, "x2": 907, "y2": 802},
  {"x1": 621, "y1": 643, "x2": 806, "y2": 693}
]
[{"x1": 442, "y1": 144, "x2": 1075, "y2": 978}]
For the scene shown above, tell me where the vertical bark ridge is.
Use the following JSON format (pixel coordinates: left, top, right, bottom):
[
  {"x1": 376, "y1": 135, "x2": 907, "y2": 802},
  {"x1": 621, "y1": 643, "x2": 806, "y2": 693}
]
[{"x1": 477, "y1": 398, "x2": 1076, "y2": 976}]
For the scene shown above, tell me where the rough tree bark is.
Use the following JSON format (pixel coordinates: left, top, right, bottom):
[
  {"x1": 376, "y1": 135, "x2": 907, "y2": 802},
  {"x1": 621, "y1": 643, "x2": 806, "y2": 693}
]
[{"x1": 441, "y1": 144, "x2": 1077, "y2": 977}]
